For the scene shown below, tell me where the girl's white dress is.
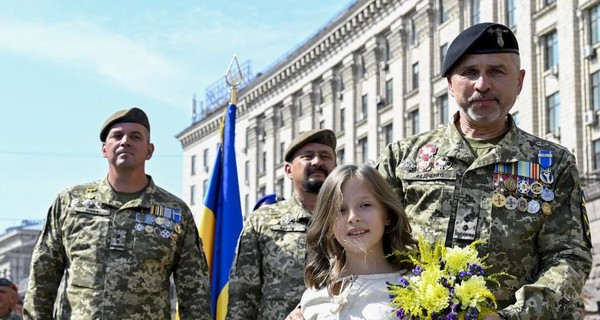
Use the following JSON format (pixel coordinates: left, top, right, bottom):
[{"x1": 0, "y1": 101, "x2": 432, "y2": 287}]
[{"x1": 300, "y1": 272, "x2": 403, "y2": 320}]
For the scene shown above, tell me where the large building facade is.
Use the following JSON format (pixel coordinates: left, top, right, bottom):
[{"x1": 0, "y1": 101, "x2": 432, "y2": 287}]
[{"x1": 177, "y1": 0, "x2": 600, "y2": 311}]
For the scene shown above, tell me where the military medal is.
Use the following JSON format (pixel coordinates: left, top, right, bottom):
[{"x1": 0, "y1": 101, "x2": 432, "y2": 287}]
[
  {"x1": 541, "y1": 187, "x2": 555, "y2": 202},
  {"x1": 541, "y1": 202, "x2": 552, "y2": 216},
  {"x1": 172, "y1": 209, "x2": 182, "y2": 223},
  {"x1": 71, "y1": 199, "x2": 81, "y2": 207},
  {"x1": 503, "y1": 176, "x2": 517, "y2": 192},
  {"x1": 174, "y1": 224, "x2": 182, "y2": 234},
  {"x1": 280, "y1": 213, "x2": 293, "y2": 225},
  {"x1": 517, "y1": 197, "x2": 529, "y2": 212},
  {"x1": 538, "y1": 150, "x2": 554, "y2": 184},
  {"x1": 527, "y1": 199, "x2": 540, "y2": 214},
  {"x1": 492, "y1": 193, "x2": 507, "y2": 208},
  {"x1": 155, "y1": 217, "x2": 164, "y2": 226},
  {"x1": 154, "y1": 227, "x2": 162, "y2": 237},
  {"x1": 399, "y1": 159, "x2": 416, "y2": 172},
  {"x1": 505, "y1": 195, "x2": 518, "y2": 210},
  {"x1": 530, "y1": 181, "x2": 543, "y2": 195},
  {"x1": 144, "y1": 225, "x2": 154, "y2": 233},
  {"x1": 540, "y1": 169, "x2": 555, "y2": 184},
  {"x1": 433, "y1": 156, "x2": 452, "y2": 171},
  {"x1": 417, "y1": 159, "x2": 433, "y2": 172},
  {"x1": 517, "y1": 179, "x2": 530, "y2": 194},
  {"x1": 82, "y1": 199, "x2": 94, "y2": 208},
  {"x1": 135, "y1": 223, "x2": 144, "y2": 231},
  {"x1": 160, "y1": 229, "x2": 171, "y2": 238},
  {"x1": 417, "y1": 143, "x2": 438, "y2": 161}
]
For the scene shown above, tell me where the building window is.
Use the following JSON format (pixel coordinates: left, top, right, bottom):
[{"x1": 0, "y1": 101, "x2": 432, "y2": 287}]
[
  {"x1": 360, "y1": 94, "x2": 368, "y2": 120},
  {"x1": 190, "y1": 185, "x2": 196, "y2": 206},
  {"x1": 410, "y1": 17, "x2": 418, "y2": 46},
  {"x1": 319, "y1": 120, "x2": 325, "y2": 129},
  {"x1": 592, "y1": 4, "x2": 600, "y2": 45},
  {"x1": 258, "y1": 186, "x2": 266, "y2": 198},
  {"x1": 277, "y1": 105, "x2": 285, "y2": 128},
  {"x1": 191, "y1": 155, "x2": 197, "y2": 175},
  {"x1": 471, "y1": 0, "x2": 480, "y2": 24},
  {"x1": 276, "y1": 178, "x2": 284, "y2": 196},
  {"x1": 506, "y1": 0, "x2": 517, "y2": 29},
  {"x1": 316, "y1": 84, "x2": 324, "y2": 105},
  {"x1": 594, "y1": 140, "x2": 600, "y2": 170},
  {"x1": 440, "y1": 44, "x2": 448, "y2": 72},
  {"x1": 203, "y1": 179, "x2": 208, "y2": 200},
  {"x1": 381, "y1": 36, "x2": 391, "y2": 61},
  {"x1": 437, "y1": 94, "x2": 449, "y2": 126},
  {"x1": 360, "y1": 53, "x2": 368, "y2": 79},
  {"x1": 412, "y1": 62, "x2": 419, "y2": 91},
  {"x1": 439, "y1": 0, "x2": 448, "y2": 23},
  {"x1": 337, "y1": 148, "x2": 345, "y2": 165},
  {"x1": 544, "y1": 31, "x2": 558, "y2": 71},
  {"x1": 279, "y1": 142, "x2": 285, "y2": 164},
  {"x1": 340, "y1": 107, "x2": 346, "y2": 132},
  {"x1": 261, "y1": 151, "x2": 267, "y2": 174},
  {"x1": 381, "y1": 123, "x2": 393, "y2": 149},
  {"x1": 592, "y1": 71, "x2": 600, "y2": 111},
  {"x1": 546, "y1": 92, "x2": 560, "y2": 134},
  {"x1": 543, "y1": 0, "x2": 556, "y2": 7},
  {"x1": 358, "y1": 137, "x2": 368, "y2": 164},
  {"x1": 245, "y1": 194, "x2": 250, "y2": 215},
  {"x1": 296, "y1": 98, "x2": 303, "y2": 117},
  {"x1": 407, "y1": 109, "x2": 419, "y2": 136},
  {"x1": 385, "y1": 79, "x2": 393, "y2": 105},
  {"x1": 244, "y1": 160, "x2": 250, "y2": 182},
  {"x1": 203, "y1": 148, "x2": 209, "y2": 168}
]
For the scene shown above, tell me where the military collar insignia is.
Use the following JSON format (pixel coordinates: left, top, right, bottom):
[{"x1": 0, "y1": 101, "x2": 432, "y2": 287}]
[{"x1": 487, "y1": 27, "x2": 507, "y2": 47}]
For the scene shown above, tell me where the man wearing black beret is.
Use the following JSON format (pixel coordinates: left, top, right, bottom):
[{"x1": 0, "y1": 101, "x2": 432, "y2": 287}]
[
  {"x1": 24, "y1": 107, "x2": 212, "y2": 319},
  {"x1": 377, "y1": 22, "x2": 592, "y2": 319}
]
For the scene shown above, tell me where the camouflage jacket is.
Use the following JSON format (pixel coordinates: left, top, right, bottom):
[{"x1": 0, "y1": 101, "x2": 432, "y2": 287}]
[
  {"x1": 24, "y1": 176, "x2": 211, "y2": 320},
  {"x1": 227, "y1": 195, "x2": 310, "y2": 320},
  {"x1": 376, "y1": 114, "x2": 592, "y2": 320},
  {"x1": 0, "y1": 310, "x2": 22, "y2": 320}
]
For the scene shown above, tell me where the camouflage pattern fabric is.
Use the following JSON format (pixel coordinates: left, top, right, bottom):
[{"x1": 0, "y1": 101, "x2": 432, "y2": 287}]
[
  {"x1": 1, "y1": 310, "x2": 23, "y2": 320},
  {"x1": 24, "y1": 176, "x2": 211, "y2": 320},
  {"x1": 376, "y1": 113, "x2": 592, "y2": 320},
  {"x1": 228, "y1": 195, "x2": 310, "y2": 320}
]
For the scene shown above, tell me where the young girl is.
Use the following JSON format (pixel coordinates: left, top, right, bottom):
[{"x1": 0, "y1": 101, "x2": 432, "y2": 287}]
[{"x1": 300, "y1": 164, "x2": 416, "y2": 319}]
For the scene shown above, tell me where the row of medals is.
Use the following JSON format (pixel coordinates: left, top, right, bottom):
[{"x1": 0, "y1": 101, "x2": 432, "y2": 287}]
[
  {"x1": 135, "y1": 211, "x2": 182, "y2": 240},
  {"x1": 492, "y1": 172, "x2": 554, "y2": 215}
]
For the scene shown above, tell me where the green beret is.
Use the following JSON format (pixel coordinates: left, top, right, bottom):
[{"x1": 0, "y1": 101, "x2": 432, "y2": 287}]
[
  {"x1": 284, "y1": 129, "x2": 337, "y2": 162},
  {"x1": 100, "y1": 107, "x2": 150, "y2": 142},
  {"x1": 441, "y1": 22, "x2": 519, "y2": 77}
]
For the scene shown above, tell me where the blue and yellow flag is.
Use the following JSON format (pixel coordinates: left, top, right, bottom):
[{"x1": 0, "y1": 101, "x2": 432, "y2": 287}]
[{"x1": 199, "y1": 104, "x2": 243, "y2": 319}]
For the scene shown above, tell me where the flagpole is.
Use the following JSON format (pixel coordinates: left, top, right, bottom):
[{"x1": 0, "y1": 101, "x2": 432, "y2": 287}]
[{"x1": 225, "y1": 55, "x2": 243, "y2": 105}]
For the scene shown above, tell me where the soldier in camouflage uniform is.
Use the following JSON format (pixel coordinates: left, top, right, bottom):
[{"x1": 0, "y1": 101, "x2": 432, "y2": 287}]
[
  {"x1": 24, "y1": 108, "x2": 211, "y2": 320},
  {"x1": 376, "y1": 23, "x2": 592, "y2": 319},
  {"x1": 227, "y1": 129, "x2": 337, "y2": 320},
  {"x1": 0, "y1": 278, "x2": 22, "y2": 320}
]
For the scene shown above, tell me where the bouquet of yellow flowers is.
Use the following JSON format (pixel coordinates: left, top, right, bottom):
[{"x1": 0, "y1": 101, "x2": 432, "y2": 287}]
[{"x1": 386, "y1": 236, "x2": 512, "y2": 320}]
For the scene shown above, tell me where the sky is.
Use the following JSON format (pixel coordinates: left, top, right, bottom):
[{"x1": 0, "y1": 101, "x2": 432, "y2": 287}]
[{"x1": 0, "y1": 0, "x2": 354, "y2": 233}]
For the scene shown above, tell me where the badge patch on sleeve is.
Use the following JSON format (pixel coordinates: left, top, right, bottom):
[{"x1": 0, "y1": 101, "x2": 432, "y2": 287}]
[{"x1": 581, "y1": 191, "x2": 592, "y2": 248}]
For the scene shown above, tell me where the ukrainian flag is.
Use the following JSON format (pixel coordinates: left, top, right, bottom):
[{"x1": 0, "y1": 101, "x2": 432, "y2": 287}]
[{"x1": 199, "y1": 104, "x2": 243, "y2": 319}]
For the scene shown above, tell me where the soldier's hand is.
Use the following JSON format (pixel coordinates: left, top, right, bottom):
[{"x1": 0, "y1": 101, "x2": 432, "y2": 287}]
[{"x1": 285, "y1": 306, "x2": 304, "y2": 320}]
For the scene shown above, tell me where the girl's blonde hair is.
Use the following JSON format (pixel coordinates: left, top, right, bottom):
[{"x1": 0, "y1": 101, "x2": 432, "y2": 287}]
[{"x1": 304, "y1": 164, "x2": 415, "y2": 290}]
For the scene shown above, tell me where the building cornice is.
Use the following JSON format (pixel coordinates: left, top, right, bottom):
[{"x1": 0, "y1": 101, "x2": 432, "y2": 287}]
[{"x1": 177, "y1": 0, "x2": 400, "y2": 149}]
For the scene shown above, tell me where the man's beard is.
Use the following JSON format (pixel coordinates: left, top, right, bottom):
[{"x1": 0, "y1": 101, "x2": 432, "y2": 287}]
[{"x1": 303, "y1": 179, "x2": 324, "y2": 194}]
